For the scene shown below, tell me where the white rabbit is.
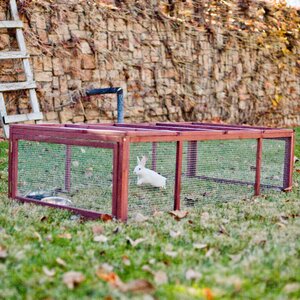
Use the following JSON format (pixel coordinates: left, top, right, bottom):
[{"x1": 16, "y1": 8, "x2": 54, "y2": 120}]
[{"x1": 133, "y1": 156, "x2": 167, "y2": 188}]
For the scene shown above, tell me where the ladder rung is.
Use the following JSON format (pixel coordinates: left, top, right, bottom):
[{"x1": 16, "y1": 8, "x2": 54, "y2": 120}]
[
  {"x1": 0, "y1": 20, "x2": 23, "y2": 29},
  {"x1": 3, "y1": 112, "x2": 43, "y2": 124},
  {"x1": 0, "y1": 81, "x2": 37, "y2": 92},
  {"x1": 0, "y1": 51, "x2": 29, "y2": 60}
]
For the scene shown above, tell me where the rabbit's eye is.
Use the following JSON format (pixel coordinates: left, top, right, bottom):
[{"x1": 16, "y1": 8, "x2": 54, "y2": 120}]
[{"x1": 138, "y1": 167, "x2": 141, "y2": 170}]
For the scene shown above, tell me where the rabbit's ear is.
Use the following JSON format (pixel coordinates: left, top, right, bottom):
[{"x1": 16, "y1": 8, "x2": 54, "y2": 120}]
[
  {"x1": 141, "y1": 156, "x2": 148, "y2": 167},
  {"x1": 137, "y1": 156, "x2": 141, "y2": 165}
]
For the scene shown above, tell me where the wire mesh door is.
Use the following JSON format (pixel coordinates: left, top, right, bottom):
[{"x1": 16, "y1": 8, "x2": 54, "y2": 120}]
[{"x1": 13, "y1": 139, "x2": 117, "y2": 217}]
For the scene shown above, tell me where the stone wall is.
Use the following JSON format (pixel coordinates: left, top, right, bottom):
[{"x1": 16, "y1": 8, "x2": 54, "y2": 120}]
[{"x1": 0, "y1": 0, "x2": 299, "y2": 126}]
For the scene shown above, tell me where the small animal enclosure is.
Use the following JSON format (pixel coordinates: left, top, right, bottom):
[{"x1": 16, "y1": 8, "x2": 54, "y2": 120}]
[{"x1": 8, "y1": 123, "x2": 295, "y2": 221}]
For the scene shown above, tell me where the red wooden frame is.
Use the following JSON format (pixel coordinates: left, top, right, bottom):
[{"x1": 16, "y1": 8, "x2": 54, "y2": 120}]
[{"x1": 8, "y1": 123, "x2": 295, "y2": 221}]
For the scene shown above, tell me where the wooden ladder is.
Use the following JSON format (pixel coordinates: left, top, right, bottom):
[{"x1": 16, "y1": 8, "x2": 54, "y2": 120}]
[{"x1": 0, "y1": 0, "x2": 43, "y2": 138}]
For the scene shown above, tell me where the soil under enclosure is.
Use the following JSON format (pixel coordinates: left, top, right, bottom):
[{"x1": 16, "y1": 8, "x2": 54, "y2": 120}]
[{"x1": 9, "y1": 123, "x2": 294, "y2": 220}]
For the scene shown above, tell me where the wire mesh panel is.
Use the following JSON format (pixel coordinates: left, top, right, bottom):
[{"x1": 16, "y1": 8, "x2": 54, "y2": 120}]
[
  {"x1": 127, "y1": 142, "x2": 177, "y2": 217},
  {"x1": 261, "y1": 138, "x2": 286, "y2": 190},
  {"x1": 17, "y1": 140, "x2": 114, "y2": 214},
  {"x1": 181, "y1": 139, "x2": 257, "y2": 209}
]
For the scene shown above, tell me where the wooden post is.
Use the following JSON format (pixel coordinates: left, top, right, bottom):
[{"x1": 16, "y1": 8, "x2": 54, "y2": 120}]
[
  {"x1": 174, "y1": 141, "x2": 183, "y2": 210},
  {"x1": 254, "y1": 138, "x2": 262, "y2": 196},
  {"x1": 64, "y1": 145, "x2": 71, "y2": 192},
  {"x1": 9, "y1": 136, "x2": 18, "y2": 198},
  {"x1": 112, "y1": 145, "x2": 118, "y2": 218},
  {"x1": 283, "y1": 134, "x2": 295, "y2": 190},
  {"x1": 187, "y1": 141, "x2": 197, "y2": 177},
  {"x1": 116, "y1": 137, "x2": 130, "y2": 221}
]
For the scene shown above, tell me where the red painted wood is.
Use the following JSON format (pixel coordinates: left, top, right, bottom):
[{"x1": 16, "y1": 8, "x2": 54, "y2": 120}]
[
  {"x1": 10, "y1": 137, "x2": 18, "y2": 198},
  {"x1": 12, "y1": 134, "x2": 115, "y2": 149},
  {"x1": 254, "y1": 138, "x2": 263, "y2": 196},
  {"x1": 112, "y1": 145, "x2": 118, "y2": 217},
  {"x1": 174, "y1": 141, "x2": 183, "y2": 210},
  {"x1": 283, "y1": 134, "x2": 295, "y2": 190},
  {"x1": 116, "y1": 138, "x2": 130, "y2": 221},
  {"x1": 15, "y1": 196, "x2": 110, "y2": 219}
]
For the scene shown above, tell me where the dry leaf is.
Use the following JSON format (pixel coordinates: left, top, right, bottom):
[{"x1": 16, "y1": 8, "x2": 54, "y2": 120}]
[
  {"x1": 119, "y1": 279, "x2": 155, "y2": 293},
  {"x1": 153, "y1": 211, "x2": 163, "y2": 217},
  {"x1": 154, "y1": 270, "x2": 168, "y2": 285},
  {"x1": 134, "y1": 213, "x2": 149, "y2": 223},
  {"x1": 193, "y1": 243, "x2": 208, "y2": 249},
  {"x1": 40, "y1": 216, "x2": 48, "y2": 222},
  {"x1": 56, "y1": 257, "x2": 67, "y2": 267},
  {"x1": 97, "y1": 270, "x2": 155, "y2": 294},
  {"x1": 295, "y1": 169, "x2": 300, "y2": 173},
  {"x1": 58, "y1": 233, "x2": 72, "y2": 239},
  {"x1": 202, "y1": 287, "x2": 214, "y2": 300},
  {"x1": 43, "y1": 266, "x2": 56, "y2": 277},
  {"x1": 34, "y1": 232, "x2": 42, "y2": 242},
  {"x1": 168, "y1": 210, "x2": 189, "y2": 220},
  {"x1": 97, "y1": 271, "x2": 119, "y2": 284},
  {"x1": 122, "y1": 256, "x2": 131, "y2": 266},
  {"x1": 185, "y1": 269, "x2": 202, "y2": 280},
  {"x1": 94, "y1": 235, "x2": 108, "y2": 242},
  {"x1": 0, "y1": 246, "x2": 7, "y2": 259},
  {"x1": 97, "y1": 263, "x2": 114, "y2": 273},
  {"x1": 126, "y1": 237, "x2": 146, "y2": 247},
  {"x1": 169, "y1": 230, "x2": 181, "y2": 238},
  {"x1": 100, "y1": 214, "x2": 113, "y2": 222},
  {"x1": 92, "y1": 225, "x2": 104, "y2": 235},
  {"x1": 205, "y1": 248, "x2": 214, "y2": 257},
  {"x1": 283, "y1": 283, "x2": 300, "y2": 293},
  {"x1": 165, "y1": 251, "x2": 178, "y2": 257},
  {"x1": 63, "y1": 271, "x2": 85, "y2": 289},
  {"x1": 218, "y1": 225, "x2": 229, "y2": 236}
]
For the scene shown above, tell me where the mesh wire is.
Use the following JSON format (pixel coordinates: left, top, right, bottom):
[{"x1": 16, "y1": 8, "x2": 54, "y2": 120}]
[
  {"x1": 261, "y1": 138, "x2": 286, "y2": 190},
  {"x1": 17, "y1": 140, "x2": 113, "y2": 213},
  {"x1": 181, "y1": 139, "x2": 257, "y2": 210},
  {"x1": 128, "y1": 142, "x2": 176, "y2": 217}
]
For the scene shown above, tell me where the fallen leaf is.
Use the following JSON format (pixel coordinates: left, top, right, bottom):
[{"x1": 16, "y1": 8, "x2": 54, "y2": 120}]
[
  {"x1": 34, "y1": 232, "x2": 42, "y2": 242},
  {"x1": 43, "y1": 266, "x2": 56, "y2": 277},
  {"x1": 169, "y1": 230, "x2": 181, "y2": 238},
  {"x1": 72, "y1": 160, "x2": 79, "y2": 167},
  {"x1": 168, "y1": 210, "x2": 189, "y2": 220},
  {"x1": 0, "y1": 246, "x2": 7, "y2": 259},
  {"x1": 97, "y1": 271, "x2": 119, "y2": 284},
  {"x1": 120, "y1": 279, "x2": 155, "y2": 293},
  {"x1": 126, "y1": 237, "x2": 146, "y2": 247},
  {"x1": 40, "y1": 216, "x2": 48, "y2": 222},
  {"x1": 203, "y1": 287, "x2": 214, "y2": 300},
  {"x1": 165, "y1": 251, "x2": 178, "y2": 257},
  {"x1": 58, "y1": 233, "x2": 72, "y2": 239},
  {"x1": 283, "y1": 282, "x2": 300, "y2": 293},
  {"x1": 201, "y1": 212, "x2": 210, "y2": 222},
  {"x1": 97, "y1": 270, "x2": 154, "y2": 293},
  {"x1": 92, "y1": 225, "x2": 104, "y2": 235},
  {"x1": 185, "y1": 269, "x2": 202, "y2": 280},
  {"x1": 134, "y1": 213, "x2": 149, "y2": 223},
  {"x1": 153, "y1": 211, "x2": 163, "y2": 217},
  {"x1": 205, "y1": 248, "x2": 214, "y2": 257},
  {"x1": 193, "y1": 243, "x2": 208, "y2": 249},
  {"x1": 94, "y1": 235, "x2": 108, "y2": 243},
  {"x1": 97, "y1": 263, "x2": 114, "y2": 273},
  {"x1": 154, "y1": 270, "x2": 168, "y2": 285},
  {"x1": 63, "y1": 271, "x2": 85, "y2": 289},
  {"x1": 218, "y1": 224, "x2": 229, "y2": 236},
  {"x1": 100, "y1": 214, "x2": 113, "y2": 222},
  {"x1": 122, "y1": 255, "x2": 131, "y2": 266},
  {"x1": 56, "y1": 257, "x2": 67, "y2": 267}
]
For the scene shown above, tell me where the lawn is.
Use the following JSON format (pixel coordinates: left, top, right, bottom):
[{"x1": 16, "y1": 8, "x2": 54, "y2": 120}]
[{"x1": 0, "y1": 128, "x2": 299, "y2": 299}]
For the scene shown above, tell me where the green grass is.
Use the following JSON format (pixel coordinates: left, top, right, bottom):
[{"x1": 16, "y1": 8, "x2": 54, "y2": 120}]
[{"x1": 0, "y1": 129, "x2": 299, "y2": 299}]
